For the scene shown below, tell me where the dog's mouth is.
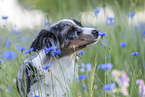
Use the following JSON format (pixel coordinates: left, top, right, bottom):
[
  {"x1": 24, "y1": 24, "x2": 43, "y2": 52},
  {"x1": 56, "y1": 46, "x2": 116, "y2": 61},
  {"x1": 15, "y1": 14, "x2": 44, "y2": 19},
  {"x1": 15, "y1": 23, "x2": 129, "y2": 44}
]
[
  {"x1": 60, "y1": 38, "x2": 99, "y2": 57},
  {"x1": 78, "y1": 38, "x2": 100, "y2": 48},
  {"x1": 68, "y1": 36, "x2": 100, "y2": 50}
]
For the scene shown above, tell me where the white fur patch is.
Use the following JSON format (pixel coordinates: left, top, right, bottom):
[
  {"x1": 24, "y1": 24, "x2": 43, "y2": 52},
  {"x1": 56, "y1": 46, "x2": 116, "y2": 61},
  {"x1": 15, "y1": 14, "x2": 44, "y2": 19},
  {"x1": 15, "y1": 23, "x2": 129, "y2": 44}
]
[
  {"x1": 29, "y1": 53, "x2": 77, "y2": 97},
  {"x1": 82, "y1": 27, "x2": 96, "y2": 35}
]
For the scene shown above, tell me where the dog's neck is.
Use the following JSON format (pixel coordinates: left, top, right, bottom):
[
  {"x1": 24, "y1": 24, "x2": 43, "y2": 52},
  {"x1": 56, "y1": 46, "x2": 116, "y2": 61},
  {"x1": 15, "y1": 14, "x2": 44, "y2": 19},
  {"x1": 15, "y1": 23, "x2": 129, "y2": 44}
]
[
  {"x1": 32, "y1": 49, "x2": 74, "y2": 67},
  {"x1": 30, "y1": 49, "x2": 77, "y2": 96}
]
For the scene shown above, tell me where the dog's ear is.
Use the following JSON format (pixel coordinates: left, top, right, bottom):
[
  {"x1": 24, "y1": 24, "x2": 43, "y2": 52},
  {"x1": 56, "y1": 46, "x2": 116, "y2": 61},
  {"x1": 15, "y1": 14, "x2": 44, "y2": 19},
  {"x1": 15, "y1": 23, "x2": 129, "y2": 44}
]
[{"x1": 30, "y1": 29, "x2": 53, "y2": 51}]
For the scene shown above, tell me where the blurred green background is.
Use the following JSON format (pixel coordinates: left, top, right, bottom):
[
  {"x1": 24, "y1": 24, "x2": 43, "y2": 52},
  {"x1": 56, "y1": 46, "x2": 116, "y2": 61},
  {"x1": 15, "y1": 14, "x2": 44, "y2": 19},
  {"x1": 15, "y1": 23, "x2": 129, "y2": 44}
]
[
  {"x1": 19, "y1": 0, "x2": 145, "y2": 21},
  {"x1": 0, "y1": 0, "x2": 145, "y2": 97}
]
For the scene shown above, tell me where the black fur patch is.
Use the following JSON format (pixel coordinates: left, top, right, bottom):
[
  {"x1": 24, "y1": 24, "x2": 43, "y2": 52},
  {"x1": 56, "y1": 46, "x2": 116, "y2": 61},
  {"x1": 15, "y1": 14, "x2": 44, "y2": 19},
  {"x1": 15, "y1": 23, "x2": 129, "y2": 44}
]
[
  {"x1": 16, "y1": 61, "x2": 42, "y2": 96},
  {"x1": 30, "y1": 29, "x2": 59, "y2": 51},
  {"x1": 67, "y1": 18, "x2": 83, "y2": 27}
]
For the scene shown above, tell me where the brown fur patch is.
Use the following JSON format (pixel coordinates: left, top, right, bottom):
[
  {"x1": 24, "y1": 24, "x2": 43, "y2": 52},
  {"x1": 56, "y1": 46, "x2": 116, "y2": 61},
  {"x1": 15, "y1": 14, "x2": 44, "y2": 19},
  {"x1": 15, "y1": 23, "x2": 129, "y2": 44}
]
[{"x1": 68, "y1": 39, "x2": 89, "y2": 48}]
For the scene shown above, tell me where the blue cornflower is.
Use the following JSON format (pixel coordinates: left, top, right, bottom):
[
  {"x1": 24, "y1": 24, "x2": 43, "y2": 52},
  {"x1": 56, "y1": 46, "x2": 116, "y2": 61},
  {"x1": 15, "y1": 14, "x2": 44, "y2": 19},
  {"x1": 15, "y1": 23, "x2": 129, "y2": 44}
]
[
  {"x1": 80, "y1": 63, "x2": 85, "y2": 72},
  {"x1": 5, "y1": 40, "x2": 12, "y2": 48},
  {"x1": 0, "y1": 59, "x2": 4, "y2": 64},
  {"x1": 33, "y1": 95, "x2": 40, "y2": 97},
  {"x1": 24, "y1": 48, "x2": 34, "y2": 54},
  {"x1": 106, "y1": 17, "x2": 115, "y2": 25},
  {"x1": 85, "y1": 63, "x2": 92, "y2": 71},
  {"x1": 94, "y1": 8, "x2": 100, "y2": 14},
  {"x1": 45, "y1": 46, "x2": 57, "y2": 54},
  {"x1": 3, "y1": 50, "x2": 17, "y2": 60},
  {"x1": 80, "y1": 63, "x2": 92, "y2": 72},
  {"x1": 131, "y1": 52, "x2": 139, "y2": 56},
  {"x1": 103, "y1": 83, "x2": 116, "y2": 90},
  {"x1": 2, "y1": 16, "x2": 8, "y2": 19},
  {"x1": 18, "y1": 47, "x2": 27, "y2": 51},
  {"x1": 78, "y1": 50, "x2": 85, "y2": 55},
  {"x1": 98, "y1": 32, "x2": 107, "y2": 37},
  {"x1": 0, "y1": 56, "x2": 4, "y2": 64},
  {"x1": 142, "y1": 31, "x2": 145, "y2": 35},
  {"x1": 99, "y1": 63, "x2": 113, "y2": 70},
  {"x1": 128, "y1": 13, "x2": 135, "y2": 18},
  {"x1": 42, "y1": 64, "x2": 52, "y2": 70},
  {"x1": 82, "y1": 85, "x2": 86, "y2": 90},
  {"x1": 6, "y1": 87, "x2": 12, "y2": 92},
  {"x1": 80, "y1": 68, "x2": 85, "y2": 72},
  {"x1": 51, "y1": 49, "x2": 61, "y2": 56},
  {"x1": 120, "y1": 42, "x2": 127, "y2": 47},
  {"x1": 81, "y1": 63, "x2": 86, "y2": 68},
  {"x1": 8, "y1": 87, "x2": 11, "y2": 91},
  {"x1": 76, "y1": 74, "x2": 88, "y2": 81}
]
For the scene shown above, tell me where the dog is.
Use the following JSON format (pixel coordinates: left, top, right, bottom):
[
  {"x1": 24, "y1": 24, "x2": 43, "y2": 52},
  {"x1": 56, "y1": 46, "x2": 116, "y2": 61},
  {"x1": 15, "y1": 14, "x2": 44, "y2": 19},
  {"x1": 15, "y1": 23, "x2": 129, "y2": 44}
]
[{"x1": 16, "y1": 18, "x2": 100, "y2": 97}]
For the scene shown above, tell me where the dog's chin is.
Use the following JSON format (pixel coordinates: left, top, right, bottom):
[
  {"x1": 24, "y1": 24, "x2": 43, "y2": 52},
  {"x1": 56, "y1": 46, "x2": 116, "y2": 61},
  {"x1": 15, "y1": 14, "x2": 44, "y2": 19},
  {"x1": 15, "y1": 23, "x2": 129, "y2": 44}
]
[{"x1": 77, "y1": 38, "x2": 100, "y2": 50}]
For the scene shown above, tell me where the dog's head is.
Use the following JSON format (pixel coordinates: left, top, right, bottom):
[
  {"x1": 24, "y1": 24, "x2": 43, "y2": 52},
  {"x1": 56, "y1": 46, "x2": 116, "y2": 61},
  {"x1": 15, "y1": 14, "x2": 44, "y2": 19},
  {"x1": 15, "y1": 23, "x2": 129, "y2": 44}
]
[{"x1": 30, "y1": 18, "x2": 100, "y2": 57}]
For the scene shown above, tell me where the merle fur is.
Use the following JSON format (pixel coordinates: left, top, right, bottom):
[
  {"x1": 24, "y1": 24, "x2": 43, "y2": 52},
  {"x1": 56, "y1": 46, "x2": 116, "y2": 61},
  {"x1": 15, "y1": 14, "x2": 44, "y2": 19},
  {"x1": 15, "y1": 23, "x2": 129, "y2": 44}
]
[{"x1": 16, "y1": 18, "x2": 99, "y2": 97}]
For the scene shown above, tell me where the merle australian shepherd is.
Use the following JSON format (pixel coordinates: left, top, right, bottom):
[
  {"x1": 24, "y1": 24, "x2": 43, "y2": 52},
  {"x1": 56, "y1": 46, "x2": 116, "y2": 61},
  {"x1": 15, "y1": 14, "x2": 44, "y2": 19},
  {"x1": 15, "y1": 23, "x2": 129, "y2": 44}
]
[{"x1": 16, "y1": 18, "x2": 100, "y2": 97}]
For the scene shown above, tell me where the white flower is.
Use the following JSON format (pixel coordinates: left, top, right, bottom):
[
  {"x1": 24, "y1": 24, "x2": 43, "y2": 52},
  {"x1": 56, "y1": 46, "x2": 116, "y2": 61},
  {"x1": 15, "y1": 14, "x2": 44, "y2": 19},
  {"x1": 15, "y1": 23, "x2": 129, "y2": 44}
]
[{"x1": 111, "y1": 70, "x2": 122, "y2": 81}]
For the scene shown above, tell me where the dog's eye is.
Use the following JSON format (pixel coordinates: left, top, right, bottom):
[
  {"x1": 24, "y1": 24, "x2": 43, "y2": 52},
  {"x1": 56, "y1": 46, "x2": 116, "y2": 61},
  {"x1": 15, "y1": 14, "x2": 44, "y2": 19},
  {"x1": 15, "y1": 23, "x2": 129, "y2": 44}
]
[{"x1": 77, "y1": 31, "x2": 82, "y2": 35}]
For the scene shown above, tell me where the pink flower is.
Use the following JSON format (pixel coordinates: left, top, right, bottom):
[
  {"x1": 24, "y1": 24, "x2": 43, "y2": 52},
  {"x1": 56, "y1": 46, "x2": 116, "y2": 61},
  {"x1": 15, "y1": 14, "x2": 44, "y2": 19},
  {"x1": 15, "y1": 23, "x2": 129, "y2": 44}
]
[
  {"x1": 116, "y1": 72, "x2": 130, "y2": 96},
  {"x1": 118, "y1": 72, "x2": 130, "y2": 87},
  {"x1": 136, "y1": 79, "x2": 145, "y2": 97}
]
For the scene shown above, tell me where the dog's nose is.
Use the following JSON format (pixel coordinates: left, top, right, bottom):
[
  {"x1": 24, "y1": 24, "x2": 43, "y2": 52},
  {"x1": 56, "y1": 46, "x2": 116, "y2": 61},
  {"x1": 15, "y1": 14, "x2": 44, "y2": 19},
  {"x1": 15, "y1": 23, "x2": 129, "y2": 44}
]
[{"x1": 92, "y1": 29, "x2": 98, "y2": 38}]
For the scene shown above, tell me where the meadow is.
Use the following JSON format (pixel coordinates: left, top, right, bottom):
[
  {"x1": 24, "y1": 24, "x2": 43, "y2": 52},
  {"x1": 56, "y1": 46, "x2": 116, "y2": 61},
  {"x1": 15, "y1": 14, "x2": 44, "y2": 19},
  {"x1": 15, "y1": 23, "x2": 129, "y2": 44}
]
[{"x1": 0, "y1": 0, "x2": 145, "y2": 97}]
